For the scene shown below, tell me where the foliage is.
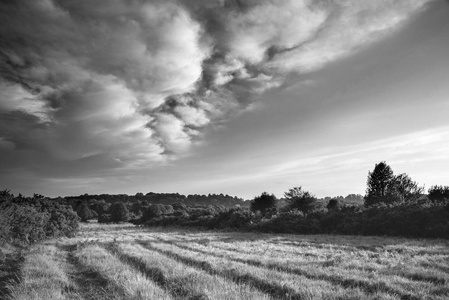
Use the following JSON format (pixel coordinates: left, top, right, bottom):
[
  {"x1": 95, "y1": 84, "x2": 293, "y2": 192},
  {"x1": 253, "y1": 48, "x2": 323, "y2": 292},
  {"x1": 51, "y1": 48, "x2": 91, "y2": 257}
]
[
  {"x1": 326, "y1": 198, "x2": 342, "y2": 211},
  {"x1": 284, "y1": 187, "x2": 318, "y2": 215},
  {"x1": 98, "y1": 214, "x2": 112, "y2": 223},
  {"x1": 250, "y1": 192, "x2": 277, "y2": 214},
  {"x1": 428, "y1": 185, "x2": 449, "y2": 202},
  {"x1": 76, "y1": 202, "x2": 94, "y2": 222},
  {"x1": 0, "y1": 190, "x2": 79, "y2": 244},
  {"x1": 391, "y1": 173, "x2": 424, "y2": 202},
  {"x1": 109, "y1": 202, "x2": 130, "y2": 223},
  {"x1": 364, "y1": 161, "x2": 398, "y2": 206}
]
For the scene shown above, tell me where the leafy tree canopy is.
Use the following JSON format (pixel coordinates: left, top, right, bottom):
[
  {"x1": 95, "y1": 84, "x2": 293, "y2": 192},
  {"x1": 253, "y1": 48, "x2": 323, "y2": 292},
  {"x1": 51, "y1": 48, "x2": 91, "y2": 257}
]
[
  {"x1": 250, "y1": 192, "x2": 277, "y2": 213},
  {"x1": 284, "y1": 187, "x2": 317, "y2": 215}
]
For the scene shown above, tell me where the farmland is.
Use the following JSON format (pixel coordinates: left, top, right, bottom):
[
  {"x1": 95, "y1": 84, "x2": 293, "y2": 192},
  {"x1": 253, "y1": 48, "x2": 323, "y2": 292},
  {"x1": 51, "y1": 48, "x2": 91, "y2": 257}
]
[{"x1": 2, "y1": 223, "x2": 449, "y2": 300}]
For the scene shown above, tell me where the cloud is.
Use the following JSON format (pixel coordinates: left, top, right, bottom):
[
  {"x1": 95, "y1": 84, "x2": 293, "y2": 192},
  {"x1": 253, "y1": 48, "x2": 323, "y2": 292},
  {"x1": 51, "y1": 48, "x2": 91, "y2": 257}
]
[{"x1": 0, "y1": 0, "x2": 432, "y2": 178}]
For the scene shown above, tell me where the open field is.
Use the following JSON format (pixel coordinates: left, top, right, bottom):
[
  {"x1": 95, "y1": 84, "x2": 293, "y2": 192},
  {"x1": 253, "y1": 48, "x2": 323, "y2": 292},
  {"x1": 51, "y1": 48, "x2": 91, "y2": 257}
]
[{"x1": 2, "y1": 223, "x2": 449, "y2": 300}]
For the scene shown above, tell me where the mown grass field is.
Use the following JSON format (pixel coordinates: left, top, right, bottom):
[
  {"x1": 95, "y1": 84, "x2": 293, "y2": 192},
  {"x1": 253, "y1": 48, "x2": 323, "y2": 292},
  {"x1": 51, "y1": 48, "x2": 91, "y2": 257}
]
[{"x1": 2, "y1": 223, "x2": 449, "y2": 300}]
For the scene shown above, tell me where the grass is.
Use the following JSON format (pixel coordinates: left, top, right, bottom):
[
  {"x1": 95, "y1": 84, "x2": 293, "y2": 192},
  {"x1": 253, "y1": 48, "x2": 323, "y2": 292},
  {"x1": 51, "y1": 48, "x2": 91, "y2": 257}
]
[
  {"x1": 153, "y1": 236, "x2": 449, "y2": 298},
  {"x1": 75, "y1": 243, "x2": 172, "y2": 299},
  {"x1": 3, "y1": 223, "x2": 449, "y2": 300},
  {"x1": 6, "y1": 244, "x2": 77, "y2": 300},
  {"x1": 112, "y1": 242, "x2": 272, "y2": 300}
]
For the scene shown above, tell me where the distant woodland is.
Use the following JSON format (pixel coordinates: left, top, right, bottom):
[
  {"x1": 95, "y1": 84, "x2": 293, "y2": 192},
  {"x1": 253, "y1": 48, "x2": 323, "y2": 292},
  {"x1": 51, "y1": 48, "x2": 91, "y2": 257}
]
[{"x1": 1, "y1": 161, "x2": 448, "y2": 245}]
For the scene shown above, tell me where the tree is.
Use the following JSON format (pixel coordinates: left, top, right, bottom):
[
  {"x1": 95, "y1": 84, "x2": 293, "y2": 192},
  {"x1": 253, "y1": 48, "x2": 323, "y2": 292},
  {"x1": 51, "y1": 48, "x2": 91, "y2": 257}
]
[
  {"x1": 250, "y1": 192, "x2": 277, "y2": 213},
  {"x1": 392, "y1": 173, "x2": 424, "y2": 202},
  {"x1": 428, "y1": 185, "x2": 449, "y2": 202},
  {"x1": 76, "y1": 202, "x2": 93, "y2": 222},
  {"x1": 109, "y1": 202, "x2": 129, "y2": 223},
  {"x1": 364, "y1": 161, "x2": 398, "y2": 206},
  {"x1": 327, "y1": 198, "x2": 342, "y2": 211},
  {"x1": 284, "y1": 187, "x2": 317, "y2": 216}
]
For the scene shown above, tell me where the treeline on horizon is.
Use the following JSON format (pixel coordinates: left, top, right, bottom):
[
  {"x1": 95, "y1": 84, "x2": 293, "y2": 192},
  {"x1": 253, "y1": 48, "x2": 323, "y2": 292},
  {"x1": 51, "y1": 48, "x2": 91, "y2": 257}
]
[
  {"x1": 93, "y1": 161, "x2": 449, "y2": 239},
  {"x1": 1, "y1": 161, "x2": 448, "y2": 245}
]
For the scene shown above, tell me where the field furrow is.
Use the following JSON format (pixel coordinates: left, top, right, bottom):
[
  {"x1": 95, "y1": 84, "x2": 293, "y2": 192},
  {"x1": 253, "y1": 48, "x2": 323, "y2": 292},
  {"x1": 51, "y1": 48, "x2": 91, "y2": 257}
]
[
  {"x1": 74, "y1": 243, "x2": 173, "y2": 300},
  {"x1": 7, "y1": 244, "x2": 78, "y2": 300},
  {"x1": 139, "y1": 240, "x2": 394, "y2": 300},
  {"x1": 154, "y1": 238, "x2": 449, "y2": 299},
  {"x1": 111, "y1": 242, "x2": 272, "y2": 300},
  {"x1": 62, "y1": 244, "x2": 124, "y2": 300}
]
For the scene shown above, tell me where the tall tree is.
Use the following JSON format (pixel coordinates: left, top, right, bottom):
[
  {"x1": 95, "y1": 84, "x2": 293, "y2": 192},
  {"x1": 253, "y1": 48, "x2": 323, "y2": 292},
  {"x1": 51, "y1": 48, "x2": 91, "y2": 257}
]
[
  {"x1": 392, "y1": 173, "x2": 424, "y2": 202},
  {"x1": 364, "y1": 161, "x2": 398, "y2": 206},
  {"x1": 284, "y1": 187, "x2": 317, "y2": 216}
]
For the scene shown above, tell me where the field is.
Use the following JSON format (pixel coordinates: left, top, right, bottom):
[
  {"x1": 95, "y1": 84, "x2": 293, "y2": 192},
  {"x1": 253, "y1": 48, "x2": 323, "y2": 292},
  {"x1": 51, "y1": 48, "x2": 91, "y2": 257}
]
[{"x1": 2, "y1": 223, "x2": 449, "y2": 300}]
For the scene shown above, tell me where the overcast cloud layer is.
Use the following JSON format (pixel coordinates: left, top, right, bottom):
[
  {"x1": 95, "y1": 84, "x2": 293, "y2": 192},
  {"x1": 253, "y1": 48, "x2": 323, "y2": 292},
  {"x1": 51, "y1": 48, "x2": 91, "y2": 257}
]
[{"x1": 0, "y1": 0, "x2": 432, "y2": 179}]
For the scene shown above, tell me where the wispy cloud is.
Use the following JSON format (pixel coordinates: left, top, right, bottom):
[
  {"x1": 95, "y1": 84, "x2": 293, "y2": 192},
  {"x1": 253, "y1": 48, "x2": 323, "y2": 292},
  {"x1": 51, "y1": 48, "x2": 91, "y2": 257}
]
[{"x1": 0, "y1": 0, "x2": 432, "y2": 178}]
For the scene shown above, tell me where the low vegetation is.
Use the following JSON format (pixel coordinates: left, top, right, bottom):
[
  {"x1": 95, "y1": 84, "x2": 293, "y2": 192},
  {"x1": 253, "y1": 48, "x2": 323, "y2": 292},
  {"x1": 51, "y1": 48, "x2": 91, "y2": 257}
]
[
  {"x1": 0, "y1": 191, "x2": 79, "y2": 245},
  {"x1": 2, "y1": 223, "x2": 448, "y2": 300},
  {"x1": 0, "y1": 161, "x2": 448, "y2": 298}
]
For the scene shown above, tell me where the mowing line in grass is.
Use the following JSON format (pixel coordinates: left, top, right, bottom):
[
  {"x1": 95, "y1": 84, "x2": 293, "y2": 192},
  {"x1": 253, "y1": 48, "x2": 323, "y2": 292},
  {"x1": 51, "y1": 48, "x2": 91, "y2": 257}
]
[
  {"x1": 0, "y1": 245, "x2": 24, "y2": 299},
  {"x1": 75, "y1": 243, "x2": 173, "y2": 300},
  {"x1": 160, "y1": 239, "x2": 449, "y2": 299},
  {"x1": 6, "y1": 244, "x2": 79, "y2": 300},
  {"x1": 138, "y1": 240, "x2": 390, "y2": 300},
  {"x1": 107, "y1": 243, "x2": 209, "y2": 300},
  {"x1": 110, "y1": 242, "x2": 272, "y2": 300},
  {"x1": 62, "y1": 243, "x2": 125, "y2": 300}
]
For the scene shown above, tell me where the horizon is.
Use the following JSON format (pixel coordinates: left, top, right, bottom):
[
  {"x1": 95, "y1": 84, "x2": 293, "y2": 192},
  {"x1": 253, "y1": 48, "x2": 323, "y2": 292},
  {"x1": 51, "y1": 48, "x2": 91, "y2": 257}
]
[{"x1": 1, "y1": 0, "x2": 448, "y2": 200}]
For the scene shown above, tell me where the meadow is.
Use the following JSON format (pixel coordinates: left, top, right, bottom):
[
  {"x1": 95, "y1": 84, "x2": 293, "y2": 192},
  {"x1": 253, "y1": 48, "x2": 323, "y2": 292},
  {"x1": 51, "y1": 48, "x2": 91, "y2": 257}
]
[{"x1": 2, "y1": 223, "x2": 449, "y2": 300}]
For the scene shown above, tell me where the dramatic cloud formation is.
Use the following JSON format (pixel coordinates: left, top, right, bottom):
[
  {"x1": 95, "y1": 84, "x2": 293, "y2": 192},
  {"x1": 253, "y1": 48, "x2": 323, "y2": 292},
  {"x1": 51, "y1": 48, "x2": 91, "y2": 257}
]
[{"x1": 0, "y1": 0, "x2": 432, "y2": 178}]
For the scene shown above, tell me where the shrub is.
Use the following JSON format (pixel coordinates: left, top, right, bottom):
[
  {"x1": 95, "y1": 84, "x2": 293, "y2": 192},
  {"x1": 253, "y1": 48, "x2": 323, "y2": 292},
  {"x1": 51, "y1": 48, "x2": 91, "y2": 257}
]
[
  {"x1": 109, "y1": 202, "x2": 130, "y2": 223},
  {"x1": 76, "y1": 202, "x2": 94, "y2": 222},
  {"x1": 428, "y1": 185, "x2": 449, "y2": 202},
  {"x1": 250, "y1": 192, "x2": 276, "y2": 213},
  {"x1": 0, "y1": 191, "x2": 79, "y2": 244},
  {"x1": 284, "y1": 187, "x2": 318, "y2": 216},
  {"x1": 98, "y1": 214, "x2": 112, "y2": 223}
]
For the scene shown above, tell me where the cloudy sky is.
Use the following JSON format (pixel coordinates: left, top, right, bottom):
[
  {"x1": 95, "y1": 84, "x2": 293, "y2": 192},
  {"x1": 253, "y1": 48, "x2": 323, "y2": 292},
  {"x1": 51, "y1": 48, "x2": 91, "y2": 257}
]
[{"x1": 1, "y1": 0, "x2": 448, "y2": 199}]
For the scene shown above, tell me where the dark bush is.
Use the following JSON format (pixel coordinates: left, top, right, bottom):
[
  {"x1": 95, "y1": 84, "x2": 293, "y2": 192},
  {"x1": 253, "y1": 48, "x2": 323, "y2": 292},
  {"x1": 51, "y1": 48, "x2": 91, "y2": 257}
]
[
  {"x1": 250, "y1": 192, "x2": 277, "y2": 214},
  {"x1": 109, "y1": 202, "x2": 130, "y2": 223},
  {"x1": 98, "y1": 214, "x2": 112, "y2": 223},
  {"x1": 0, "y1": 191, "x2": 79, "y2": 244},
  {"x1": 428, "y1": 185, "x2": 449, "y2": 202},
  {"x1": 76, "y1": 202, "x2": 94, "y2": 222}
]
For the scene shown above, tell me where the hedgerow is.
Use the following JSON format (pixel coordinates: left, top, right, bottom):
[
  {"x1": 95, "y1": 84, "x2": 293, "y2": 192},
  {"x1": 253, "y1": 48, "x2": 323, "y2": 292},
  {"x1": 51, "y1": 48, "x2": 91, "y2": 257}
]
[{"x1": 0, "y1": 190, "x2": 79, "y2": 244}]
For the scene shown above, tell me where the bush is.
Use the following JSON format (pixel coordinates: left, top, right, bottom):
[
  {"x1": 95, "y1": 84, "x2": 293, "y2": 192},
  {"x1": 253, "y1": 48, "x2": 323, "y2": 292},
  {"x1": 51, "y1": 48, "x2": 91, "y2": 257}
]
[
  {"x1": 76, "y1": 202, "x2": 94, "y2": 222},
  {"x1": 0, "y1": 192, "x2": 79, "y2": 244},
  {"x1": 428, "y1": 185, "x2": 449, "y2": 202},
  {"x1": 284, "y1": 187, "x2": 318, "y2": 216},
  {"x1": 250, "y1": 192, "x2": 277, "y2": 214},
  {"x1": 98, "y1": 214, "x2": 112, "y2": 223},
  {"x1": 109, "y1": 202, "x2": 129, "y2": 223}
]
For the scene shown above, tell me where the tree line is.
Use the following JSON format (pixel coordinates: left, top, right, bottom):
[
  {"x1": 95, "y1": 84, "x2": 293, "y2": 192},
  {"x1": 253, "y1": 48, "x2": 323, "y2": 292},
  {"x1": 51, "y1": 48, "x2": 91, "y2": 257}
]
[
  {"x1": 132, "y1": 161, "x2": 448, "y2": 238},
  {"x1": 1, "y1": 161, "x2": 448, "y2": 243}
]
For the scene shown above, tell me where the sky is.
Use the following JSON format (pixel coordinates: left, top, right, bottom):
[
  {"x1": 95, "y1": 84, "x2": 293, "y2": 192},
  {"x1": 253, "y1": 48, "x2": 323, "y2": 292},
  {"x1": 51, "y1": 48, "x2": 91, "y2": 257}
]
[{"x1": 0, "y1": 0, "x2": 448, "y2": 199}]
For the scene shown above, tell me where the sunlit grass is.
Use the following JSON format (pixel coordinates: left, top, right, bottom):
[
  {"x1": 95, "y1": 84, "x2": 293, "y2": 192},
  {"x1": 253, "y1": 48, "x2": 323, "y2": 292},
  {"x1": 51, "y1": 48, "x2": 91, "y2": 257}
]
[
  {"x1": 158, "y1": 237, "x2": 449, "y2": 298},
  {"x1": 7, "y1": 245, "x2": 77, "y2": 300},
  {"x1": 115, "y1": 242, "x2": 272, "y2": 300},
  {"x1": 75, "y1": 243, "x2": 172, "y2": 300},
  {"x1": 144, "y1": 240, "x2": 387, "y2": 300},
  {"x1": 6, "y1": 223, "x2": 449, "y2": 300}
]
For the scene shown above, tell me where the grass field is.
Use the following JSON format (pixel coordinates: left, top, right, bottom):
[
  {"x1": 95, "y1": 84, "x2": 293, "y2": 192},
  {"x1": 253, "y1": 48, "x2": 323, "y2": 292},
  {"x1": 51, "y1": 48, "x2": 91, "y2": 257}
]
[{"x1": 2, "y1": 223, "x2": 449, "y2": 300}]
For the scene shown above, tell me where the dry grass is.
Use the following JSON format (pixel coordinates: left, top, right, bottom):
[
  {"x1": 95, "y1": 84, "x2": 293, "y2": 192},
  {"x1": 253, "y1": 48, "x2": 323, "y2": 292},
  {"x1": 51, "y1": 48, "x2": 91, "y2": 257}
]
[
  {"x1": 7, "y1": 244, "x2": 77, "y2": 300},
  {"x1": 4, "y1": 223, "x2": 449, "y2": 300},
  {"x1": 75, "y1": 243, "x2": 172, "y2": 300},
  {"x1": 114, "y1": 242, "x2": 272, "y2": 300}
]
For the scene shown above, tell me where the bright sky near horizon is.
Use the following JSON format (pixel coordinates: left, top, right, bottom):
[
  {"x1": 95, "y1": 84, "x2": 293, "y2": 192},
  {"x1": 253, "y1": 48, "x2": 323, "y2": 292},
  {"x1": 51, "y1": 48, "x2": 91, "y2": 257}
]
[{"x1": 0, "y1": 0, "x2": 448, "y2": 199}]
